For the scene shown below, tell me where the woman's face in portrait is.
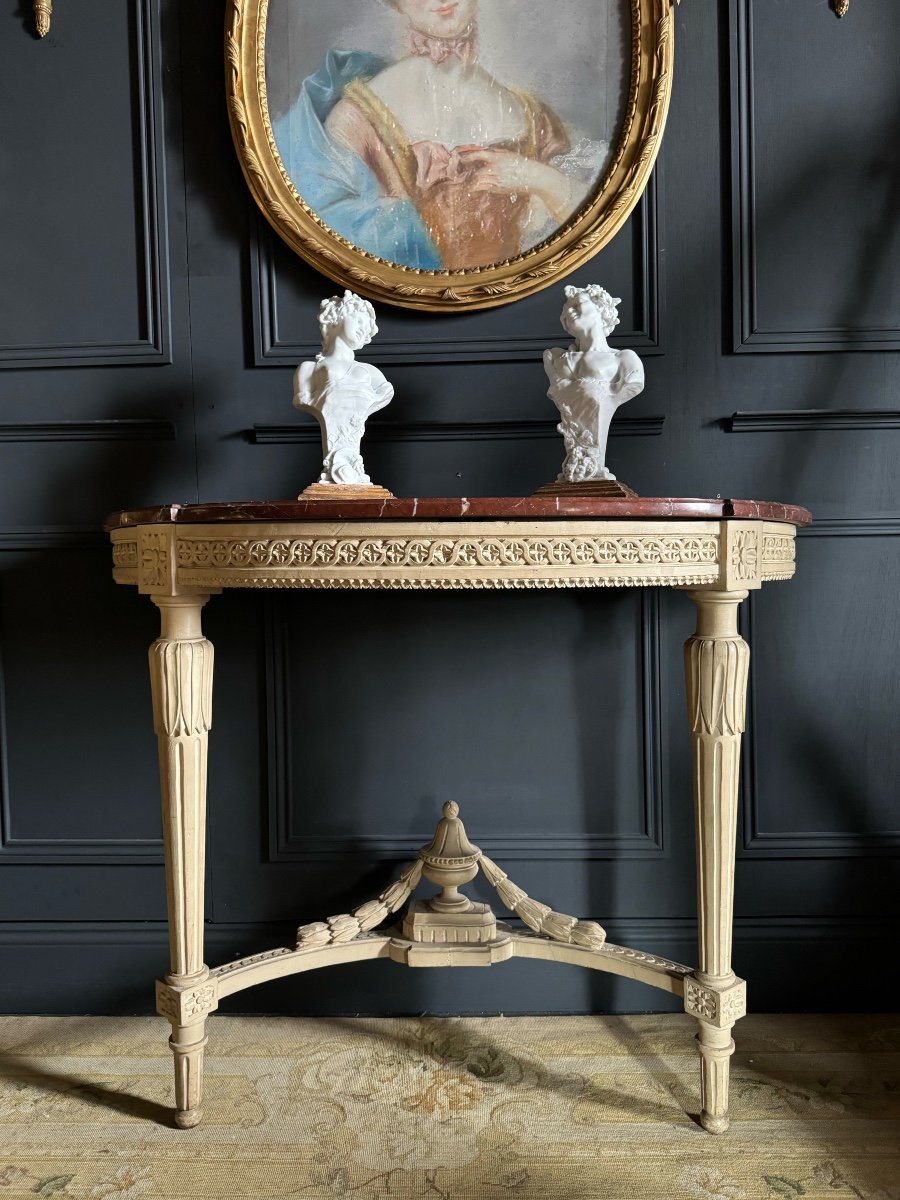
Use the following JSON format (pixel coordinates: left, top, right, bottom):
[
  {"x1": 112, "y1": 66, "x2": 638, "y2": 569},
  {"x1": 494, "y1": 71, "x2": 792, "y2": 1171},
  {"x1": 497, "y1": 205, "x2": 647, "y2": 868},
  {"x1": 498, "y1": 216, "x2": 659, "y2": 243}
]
[{"x1": 393, "y1": 0, "x2": 479, "y2": 39}]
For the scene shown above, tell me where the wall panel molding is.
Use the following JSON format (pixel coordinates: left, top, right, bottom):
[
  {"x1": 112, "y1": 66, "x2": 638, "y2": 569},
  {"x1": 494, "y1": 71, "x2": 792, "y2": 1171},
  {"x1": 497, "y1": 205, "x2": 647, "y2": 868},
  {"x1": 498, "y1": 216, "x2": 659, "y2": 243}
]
[
  {"x1": 730, "y1": 0, "x2": 900, "y2": 354},
  {"x1": 0, "y1": 530, "x2": 163, "y2": 863},
  {"x1": 251, "y1": 175, "x2": 663, "y2": 366},
  {"x1": 0, "y1": 420, "x2": 176, "y2": 442},
  {"x1": 0, "y1": 529, "x2": 105, "y2": 549},
  {"x1": 265, "y1": 592, "x2": 665, "y2": 862},
  {"x1": 249, "y1": 417, "x2": 666, "y2": 445},
  {"x1": 741, "y1": 519, "x2": 900, "y2": 857},
  {"x1": 728, "y1": 410, "x2": 900, "y2": 434},
  {"x1": 0, "y1": 0, "x2": 172, "y2": 368}
]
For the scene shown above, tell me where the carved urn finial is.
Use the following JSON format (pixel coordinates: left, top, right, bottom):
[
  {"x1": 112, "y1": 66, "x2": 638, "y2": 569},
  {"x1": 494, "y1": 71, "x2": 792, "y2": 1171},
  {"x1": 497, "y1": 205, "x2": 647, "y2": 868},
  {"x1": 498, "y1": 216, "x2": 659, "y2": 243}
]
[{"x1": 419, "y1": 802, "x2": 482, "y2": 912}]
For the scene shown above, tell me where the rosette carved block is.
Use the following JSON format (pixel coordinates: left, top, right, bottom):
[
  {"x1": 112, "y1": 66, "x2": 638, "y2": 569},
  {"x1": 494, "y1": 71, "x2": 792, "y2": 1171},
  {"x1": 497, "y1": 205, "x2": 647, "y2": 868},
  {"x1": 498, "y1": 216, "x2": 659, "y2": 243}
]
[
  {"x1": 149, "y1": 595, "x2": 214, "y2": 1130},
  {"x1": 155, "y1": 979, "x2": 219, "y2": 1026},
  {"x1": 684, "y1": 589, "x2": 750, "y2": 1134},
  {"x1": 684, "y1": 976, "x2": 747, "y2": 1028}
]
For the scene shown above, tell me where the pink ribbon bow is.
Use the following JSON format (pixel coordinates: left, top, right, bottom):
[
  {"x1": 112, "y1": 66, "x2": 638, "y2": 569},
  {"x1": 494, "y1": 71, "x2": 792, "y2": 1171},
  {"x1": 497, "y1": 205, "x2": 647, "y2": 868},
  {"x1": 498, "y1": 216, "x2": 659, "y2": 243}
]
[{"x1": 407, "y1": 24, "x2": 477, "y2": 65}]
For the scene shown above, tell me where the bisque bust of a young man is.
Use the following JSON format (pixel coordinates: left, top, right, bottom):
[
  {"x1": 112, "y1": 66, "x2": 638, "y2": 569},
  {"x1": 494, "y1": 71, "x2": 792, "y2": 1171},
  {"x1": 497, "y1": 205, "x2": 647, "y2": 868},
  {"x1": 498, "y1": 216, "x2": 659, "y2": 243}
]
[
  {"x1": 294, "y1": 290, "x2": 394, "y2": 493},
  {"x1": 543, "y1": 284, "x2": 645, "y2": 486}
]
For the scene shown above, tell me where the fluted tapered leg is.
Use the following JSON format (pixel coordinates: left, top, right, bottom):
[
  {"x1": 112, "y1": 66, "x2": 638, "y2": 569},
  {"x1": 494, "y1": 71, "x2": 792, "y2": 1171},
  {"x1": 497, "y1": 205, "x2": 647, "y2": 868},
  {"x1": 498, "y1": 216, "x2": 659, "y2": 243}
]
[
  {"x1": 684, "y1": 589, "x2": 749, "y2": 1134},
  {"x1": 149, "y1": 595, "x2": 214, "y2": 1129}
]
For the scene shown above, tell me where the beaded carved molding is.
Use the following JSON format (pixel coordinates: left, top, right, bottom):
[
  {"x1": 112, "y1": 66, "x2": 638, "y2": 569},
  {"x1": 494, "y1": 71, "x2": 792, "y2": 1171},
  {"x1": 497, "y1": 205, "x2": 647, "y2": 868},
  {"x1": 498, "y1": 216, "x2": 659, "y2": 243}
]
[{"x1": 225, "y1": 0, "x2": 676, "y2": 311}]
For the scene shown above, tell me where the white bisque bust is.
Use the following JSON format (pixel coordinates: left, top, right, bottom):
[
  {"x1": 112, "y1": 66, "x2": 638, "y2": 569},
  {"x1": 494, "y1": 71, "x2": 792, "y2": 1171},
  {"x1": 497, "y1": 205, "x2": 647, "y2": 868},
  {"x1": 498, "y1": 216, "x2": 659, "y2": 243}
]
[
  {"x1": 543, "y1": 284, "x2": 645, "y2": 486},
  {"x1": 294, "y1": 291, "x2": 394, "y2": 495}
]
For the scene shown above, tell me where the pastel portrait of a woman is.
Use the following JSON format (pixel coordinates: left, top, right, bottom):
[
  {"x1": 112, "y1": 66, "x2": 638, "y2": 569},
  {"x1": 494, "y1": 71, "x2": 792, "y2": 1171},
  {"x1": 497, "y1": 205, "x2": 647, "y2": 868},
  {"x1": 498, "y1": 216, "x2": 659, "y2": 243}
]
[{"x1": 268, "y1": 0, "x2": 629, "y2": 271}]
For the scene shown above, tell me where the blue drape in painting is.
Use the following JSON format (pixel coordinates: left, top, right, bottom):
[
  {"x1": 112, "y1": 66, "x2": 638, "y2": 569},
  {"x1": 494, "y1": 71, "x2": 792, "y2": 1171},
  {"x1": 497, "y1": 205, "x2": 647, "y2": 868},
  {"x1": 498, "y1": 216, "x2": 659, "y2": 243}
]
[{"x1": 271, "y1": 49, "x2": 441, "y2": 269}]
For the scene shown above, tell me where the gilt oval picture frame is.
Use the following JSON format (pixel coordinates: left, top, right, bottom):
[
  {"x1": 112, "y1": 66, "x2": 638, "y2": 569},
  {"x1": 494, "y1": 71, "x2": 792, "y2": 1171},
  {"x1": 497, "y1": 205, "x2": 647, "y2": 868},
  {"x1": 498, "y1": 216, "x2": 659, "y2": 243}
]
[{"x1": 227, "y1": 0, "x2": 674, "y2": 312}]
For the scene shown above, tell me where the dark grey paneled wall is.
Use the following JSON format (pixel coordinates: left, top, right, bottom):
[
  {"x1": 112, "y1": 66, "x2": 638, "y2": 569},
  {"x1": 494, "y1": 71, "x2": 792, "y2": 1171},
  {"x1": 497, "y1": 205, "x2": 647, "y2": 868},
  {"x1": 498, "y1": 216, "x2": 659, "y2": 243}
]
[{"x1": 0, "y1": 0, "x2": 898, "y2": 1015}]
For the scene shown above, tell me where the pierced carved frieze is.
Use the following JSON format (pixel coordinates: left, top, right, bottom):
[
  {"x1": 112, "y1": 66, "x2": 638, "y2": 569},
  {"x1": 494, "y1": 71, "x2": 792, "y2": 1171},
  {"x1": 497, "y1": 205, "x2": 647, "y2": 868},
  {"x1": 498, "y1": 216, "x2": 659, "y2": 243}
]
[
  {"x1": 112, "y1": 539, "x2": 139, "y2": 569},
  {"x1": 155, "y1": 979, "x2": 219, "y2": 1025},
  {"x1": 177, "y1": 534, "x2": 719, "y2": 572},
  {"x1": 761, "y1": 530, "x2": 797, "y2": 581},
  {"x1": 684, "y1": 977, "x2": 747, "y2": 1028},
  {"x1": 149, "y1": 639, "x2": 214, "y2": 738},
  {"x1": 169, "y1": 529, "x2": 722, "y2": 591},
  {"x1": 762, "y1": 534, "x2": 794, "y2": 562},
  {"x1": 113, "y1": 518, "x2": 803, "y2": 594},
  {"x1": 112, "y1": 535, "x2": 140, "y2": 585}
]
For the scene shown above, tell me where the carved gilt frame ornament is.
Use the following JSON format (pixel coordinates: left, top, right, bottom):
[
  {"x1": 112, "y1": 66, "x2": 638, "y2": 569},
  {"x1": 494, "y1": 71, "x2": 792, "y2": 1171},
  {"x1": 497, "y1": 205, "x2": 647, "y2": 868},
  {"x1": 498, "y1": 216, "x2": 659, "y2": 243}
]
[
  {"x1": 225, "y1": 0, "x2": 676, "y2": 312},
  {"x1": 33, "y1": 0, "x2": 52, "y2": 37}
]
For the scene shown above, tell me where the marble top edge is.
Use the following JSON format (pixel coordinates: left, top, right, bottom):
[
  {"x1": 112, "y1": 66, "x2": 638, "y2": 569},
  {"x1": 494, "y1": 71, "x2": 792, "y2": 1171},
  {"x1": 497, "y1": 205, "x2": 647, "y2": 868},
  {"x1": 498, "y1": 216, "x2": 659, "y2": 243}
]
[{"x1": 105, "y1": 497, "x2": 813, "y2": 530}]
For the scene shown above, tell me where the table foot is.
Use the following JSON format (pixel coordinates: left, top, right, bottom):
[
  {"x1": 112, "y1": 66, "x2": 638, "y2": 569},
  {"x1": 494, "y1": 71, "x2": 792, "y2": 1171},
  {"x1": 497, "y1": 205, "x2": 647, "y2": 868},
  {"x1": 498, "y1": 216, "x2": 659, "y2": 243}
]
[
  {"x1": 174, "y1": 1109, "x2": 203, "y2": 1130},
  {"x1": 169, "y1": 1024, "x2": 208, "y2": 1129},
  {"x1": 701, "y1": 1111, "x2": 730, "y2": 1135},
  {"x1": 696, "y1": 1023, "x2": 735, "y2": 1135}
]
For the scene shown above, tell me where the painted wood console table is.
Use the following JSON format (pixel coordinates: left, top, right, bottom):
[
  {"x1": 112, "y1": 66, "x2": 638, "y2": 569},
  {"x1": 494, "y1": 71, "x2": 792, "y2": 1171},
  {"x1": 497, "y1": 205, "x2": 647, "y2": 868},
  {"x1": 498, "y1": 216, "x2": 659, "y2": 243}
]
[{"x1": 106, "y1": 495, "x2": 810, "y2": 1133}]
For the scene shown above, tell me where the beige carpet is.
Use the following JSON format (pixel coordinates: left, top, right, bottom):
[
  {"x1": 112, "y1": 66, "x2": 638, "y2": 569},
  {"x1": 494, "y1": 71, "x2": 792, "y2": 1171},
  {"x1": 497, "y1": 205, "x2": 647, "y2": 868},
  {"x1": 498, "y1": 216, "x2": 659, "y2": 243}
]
[{"x1": 0, "y1": 1014, "x2": 898, "y2": 1199}]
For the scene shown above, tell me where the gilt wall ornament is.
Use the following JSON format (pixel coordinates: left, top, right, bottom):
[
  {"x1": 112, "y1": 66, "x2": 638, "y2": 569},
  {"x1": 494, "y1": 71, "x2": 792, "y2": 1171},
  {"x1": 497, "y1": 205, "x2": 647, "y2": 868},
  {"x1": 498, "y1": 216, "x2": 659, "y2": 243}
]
[
  {"x1": 33, "y1": 0, "x2": 52, "y2": 36},
  {"x1": 537, "y1": 284, "x2": 645, "y2": 498},
  {"x1": 226, "y1": 0, "x2": 677, "y2": 311},
  {"x1": 294, "y1": 291, "x2": 394, "y2": 499}
]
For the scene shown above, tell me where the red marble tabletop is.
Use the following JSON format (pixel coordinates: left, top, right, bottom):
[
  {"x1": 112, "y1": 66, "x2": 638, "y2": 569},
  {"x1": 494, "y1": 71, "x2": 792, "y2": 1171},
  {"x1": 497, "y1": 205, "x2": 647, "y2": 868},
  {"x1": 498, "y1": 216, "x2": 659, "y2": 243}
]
[{"x1": 106, "y1": 497, "x2": 812, "y2": 529}]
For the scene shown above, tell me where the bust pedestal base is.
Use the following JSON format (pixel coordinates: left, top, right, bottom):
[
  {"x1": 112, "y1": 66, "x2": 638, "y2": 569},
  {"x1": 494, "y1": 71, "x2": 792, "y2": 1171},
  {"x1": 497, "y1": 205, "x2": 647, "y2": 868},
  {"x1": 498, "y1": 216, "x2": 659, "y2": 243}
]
[
  {"x1": 298, "y1": 482, "x2": 394, "y2": 501},
  {"x1": 534, "y1": 479, "x2": 637, "y2": 498}
]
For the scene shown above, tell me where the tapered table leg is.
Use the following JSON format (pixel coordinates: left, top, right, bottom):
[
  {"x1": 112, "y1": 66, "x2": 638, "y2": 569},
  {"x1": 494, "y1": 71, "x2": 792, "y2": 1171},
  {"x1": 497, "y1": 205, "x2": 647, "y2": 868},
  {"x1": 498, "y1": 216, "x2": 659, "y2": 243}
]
[
  {"x1": 683, "y1": 589, "x2": 749, "y2": 1134},
  {"x1": 149, "y1": 595, "x2": 214, "y2": 1129}
]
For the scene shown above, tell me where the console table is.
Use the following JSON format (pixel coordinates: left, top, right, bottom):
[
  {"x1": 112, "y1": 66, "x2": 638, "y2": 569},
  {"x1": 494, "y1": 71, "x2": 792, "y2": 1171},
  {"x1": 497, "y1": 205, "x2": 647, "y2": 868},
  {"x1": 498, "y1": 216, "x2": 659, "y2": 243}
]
[{"x1": 106, "y1": 496, "x2": 810, "y2": 1134}]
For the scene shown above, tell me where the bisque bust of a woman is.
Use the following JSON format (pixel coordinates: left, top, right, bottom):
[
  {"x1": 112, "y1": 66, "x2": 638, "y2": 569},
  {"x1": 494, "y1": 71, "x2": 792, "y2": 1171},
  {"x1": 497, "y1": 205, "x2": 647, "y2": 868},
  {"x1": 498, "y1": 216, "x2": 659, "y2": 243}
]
[
  {"x1": 543, "y1": 284, "x2": 645, "y2": 487},
  {"x1": 294, "y1": 291, "x2": 394, "y2": 494}
]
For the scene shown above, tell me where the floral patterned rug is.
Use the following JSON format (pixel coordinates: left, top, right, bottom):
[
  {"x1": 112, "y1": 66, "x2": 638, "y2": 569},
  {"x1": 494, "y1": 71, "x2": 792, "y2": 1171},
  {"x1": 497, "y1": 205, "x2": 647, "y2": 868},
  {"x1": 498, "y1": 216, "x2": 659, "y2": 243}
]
[{"x1": 0, "y1": 1013, "x2": 898, "y2": 1199}]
